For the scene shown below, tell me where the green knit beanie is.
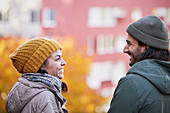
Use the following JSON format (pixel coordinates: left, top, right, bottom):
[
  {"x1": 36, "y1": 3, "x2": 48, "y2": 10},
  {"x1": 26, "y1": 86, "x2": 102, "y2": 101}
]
[{"x1": 126, "y1": 15, "x2": 169, "y2": 49}]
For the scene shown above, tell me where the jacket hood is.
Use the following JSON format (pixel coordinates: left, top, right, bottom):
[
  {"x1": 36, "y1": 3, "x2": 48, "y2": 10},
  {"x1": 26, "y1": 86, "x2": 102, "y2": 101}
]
[
  {"x1": 5, "y1": 77, "x2": 50, "y2": 113},
  {"x1": 127, "y1": 59, "x2": 170, "y2": 94}
]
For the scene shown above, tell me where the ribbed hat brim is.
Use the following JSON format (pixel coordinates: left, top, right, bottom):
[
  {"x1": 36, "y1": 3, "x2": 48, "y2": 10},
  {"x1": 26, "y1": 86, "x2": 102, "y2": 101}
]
[{"x1": 126, "y1": 24, "x2": 169, "y2": 49}]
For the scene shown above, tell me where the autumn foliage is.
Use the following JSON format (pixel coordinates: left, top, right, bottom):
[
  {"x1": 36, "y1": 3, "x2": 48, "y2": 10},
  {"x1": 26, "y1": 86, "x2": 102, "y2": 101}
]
[
  {"x1": 0, "y1": 37, "x2": 27, "y2": 113},
  {"x1": 61, "y1": 37, "x2": 108, "y2": 113},
  {"x1": 0, "y1": 36, "x2": 108, "y2": 113}
]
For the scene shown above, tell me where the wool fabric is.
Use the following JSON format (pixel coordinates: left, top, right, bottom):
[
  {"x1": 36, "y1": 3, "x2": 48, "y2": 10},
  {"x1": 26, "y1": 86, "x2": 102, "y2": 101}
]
[
  {"x1": 126, "y1": 15, "x2": 169, "y2": 49},
  {"x1": 10, "y1": 37, "x2": 62, "y2": 73}
]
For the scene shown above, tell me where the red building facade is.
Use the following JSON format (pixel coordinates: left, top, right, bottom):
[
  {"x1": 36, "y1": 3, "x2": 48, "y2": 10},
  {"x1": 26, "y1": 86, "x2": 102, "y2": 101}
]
[{"x1": 40, "y1": 0, "x2": 170, "y2": 97}]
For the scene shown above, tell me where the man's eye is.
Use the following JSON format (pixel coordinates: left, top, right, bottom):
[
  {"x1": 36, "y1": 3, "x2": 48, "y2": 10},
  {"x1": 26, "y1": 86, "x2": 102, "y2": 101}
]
[{"x1": 127, "y1": 42, "x2": 131, "y2": 45}]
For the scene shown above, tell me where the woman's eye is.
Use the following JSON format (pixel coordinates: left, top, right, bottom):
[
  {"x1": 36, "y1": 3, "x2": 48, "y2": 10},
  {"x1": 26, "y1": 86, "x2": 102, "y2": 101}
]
[{"x1": 55, "y1": 56, "x2": 60, "y2": 61}]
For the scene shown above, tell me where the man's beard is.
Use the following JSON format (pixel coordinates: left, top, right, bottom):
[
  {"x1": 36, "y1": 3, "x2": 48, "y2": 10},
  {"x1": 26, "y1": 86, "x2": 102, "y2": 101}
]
[{"x1": 129, "y1": 47, "x2": 142, "y2": 66}]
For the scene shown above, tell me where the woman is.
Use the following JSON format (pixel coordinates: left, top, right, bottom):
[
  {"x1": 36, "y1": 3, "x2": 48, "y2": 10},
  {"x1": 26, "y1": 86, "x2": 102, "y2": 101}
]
[{"x1": 5, "y1": 37, "x2": 68, "y2": 113}]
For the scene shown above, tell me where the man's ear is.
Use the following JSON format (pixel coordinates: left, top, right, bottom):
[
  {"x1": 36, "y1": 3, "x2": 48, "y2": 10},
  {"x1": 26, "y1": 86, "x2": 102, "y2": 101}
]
[{"x1": 141, "y1": 45, "x2": 149, "y2": 53}]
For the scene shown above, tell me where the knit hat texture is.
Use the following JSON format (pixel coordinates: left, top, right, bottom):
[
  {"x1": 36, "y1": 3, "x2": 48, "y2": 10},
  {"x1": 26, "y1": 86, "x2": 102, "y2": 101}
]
[
  {"x1": 10, "y1": 37, "x2": 62, "y2": 73},
  {"x1": 126, "y1": 15, "x2": 169, "y2": 49}
]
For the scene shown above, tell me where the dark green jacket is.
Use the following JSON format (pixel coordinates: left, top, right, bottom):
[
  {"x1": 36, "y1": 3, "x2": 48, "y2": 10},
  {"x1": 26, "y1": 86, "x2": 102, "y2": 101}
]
[{"x1": 108, "y1": 59, "x2": 170, "y2": 113}]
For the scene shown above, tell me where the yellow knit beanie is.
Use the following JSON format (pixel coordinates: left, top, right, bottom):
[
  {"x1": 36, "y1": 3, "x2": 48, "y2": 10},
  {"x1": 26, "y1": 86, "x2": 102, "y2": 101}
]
[{"x1": 10, "y1": 37, "x2": 62, "y2": 73}]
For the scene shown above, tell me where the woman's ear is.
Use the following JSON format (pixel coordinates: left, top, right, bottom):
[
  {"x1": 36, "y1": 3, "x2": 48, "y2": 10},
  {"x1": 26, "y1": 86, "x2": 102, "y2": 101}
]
[
  {"x1": 41, "y1": 64, "x2": 45, "y2": 70},
  {"x1": 40, "y1": 65, "x2": 47, "y2": 73},
  {"x1": 40, "y1": 67, "x2": 44, "y2": 70},
  {"x1": 40, "y1": 59, "x2": 48, "y2": 72}
]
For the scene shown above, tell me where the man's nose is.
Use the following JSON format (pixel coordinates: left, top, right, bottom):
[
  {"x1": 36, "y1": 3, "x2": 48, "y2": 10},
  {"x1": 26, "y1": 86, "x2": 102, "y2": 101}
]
[{"x1": 123, "y1": 45, "x2": 129, "y2": 53}]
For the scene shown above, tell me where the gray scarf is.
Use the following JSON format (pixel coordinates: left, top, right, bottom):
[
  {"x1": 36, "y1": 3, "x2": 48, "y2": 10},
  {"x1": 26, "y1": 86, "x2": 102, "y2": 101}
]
[{"x1": 22, "y1": 73, "x2": 66, "y2": 105}]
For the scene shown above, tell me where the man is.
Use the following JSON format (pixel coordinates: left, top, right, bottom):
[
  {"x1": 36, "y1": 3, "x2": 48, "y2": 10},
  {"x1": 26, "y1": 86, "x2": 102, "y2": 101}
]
[{"x1": 108, "y1": 15, "x2": 170, "y2": 113}]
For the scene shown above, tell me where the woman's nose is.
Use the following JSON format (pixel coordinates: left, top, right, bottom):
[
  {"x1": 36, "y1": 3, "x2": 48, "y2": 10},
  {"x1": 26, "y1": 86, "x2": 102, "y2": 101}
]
[{"x1": 61, "y1": 59, "x2": 66, "y2": 66}]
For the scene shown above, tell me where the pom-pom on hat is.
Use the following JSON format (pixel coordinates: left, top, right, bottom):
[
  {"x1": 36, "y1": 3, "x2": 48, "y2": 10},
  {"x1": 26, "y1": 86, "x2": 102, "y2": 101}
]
[
  {"x1": 10, "y1": 37, "x2": 62, "y2": 73},
  {"x1": 126, "y1": 15, "x2": 169, "y2": 49}
]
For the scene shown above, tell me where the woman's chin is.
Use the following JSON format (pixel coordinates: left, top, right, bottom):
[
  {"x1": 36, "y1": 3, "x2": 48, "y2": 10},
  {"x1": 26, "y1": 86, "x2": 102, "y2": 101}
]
[{"x1": 56, "y1": 74, "x2": 64, "y2": 79}]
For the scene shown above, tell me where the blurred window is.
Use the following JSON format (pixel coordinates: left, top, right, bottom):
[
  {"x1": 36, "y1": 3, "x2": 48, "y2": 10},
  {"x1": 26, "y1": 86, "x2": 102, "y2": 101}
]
[
  {"x1": 131, "y1": 7, "x2": 142, "y2": 22},
  {"x1": 42, "y1": 7, "x2": 56, "y2": 28},
  {"x1": 105, "y1": 34, "x2": 115, "y2": 54},
  {"x1": 87, "y1": 7, "x2": 117, "y2": 28},
  {"x1": 114, "y1": 34, "x2": 126, "y2": 53},
  {"x1": 0, "y1": 12, "x2": 2, "y2": 21},
  {"x1": 165, "y1": 8, "x2": 170, "y2": 25},
  {"x1": 87, "y1": 7, "x2": 126, "y2": 28},
  {"x1": 6, "y1": 10, "x2": 9, "y2": 22},
  {"x1": 96, "y1": 34, "x2": 115, "y2": 55},
  {"x1": 31, "y1": 10, "x2": 39, "y2": 23},
  {"x1": 153, "y1": 7, "x2": 170, "y2": 26},
  {"x1": 97, "y1": 34, "x2": 105, "y2": 55},
  {"x1": 94, "y1": 34, "x2": 126, "y2": 55},
  {"x1": 87, "y1": 37, "x2": 95, "y2": 56},
  {"x1": 0, "y1": 10, "x2": 9, "y2": 22}
]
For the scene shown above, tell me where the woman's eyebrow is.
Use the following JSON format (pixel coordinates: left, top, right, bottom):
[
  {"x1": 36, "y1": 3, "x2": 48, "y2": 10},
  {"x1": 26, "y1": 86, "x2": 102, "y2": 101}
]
[{"x1": 55, "y1": 55, "x2": 62, "y2": 57}]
